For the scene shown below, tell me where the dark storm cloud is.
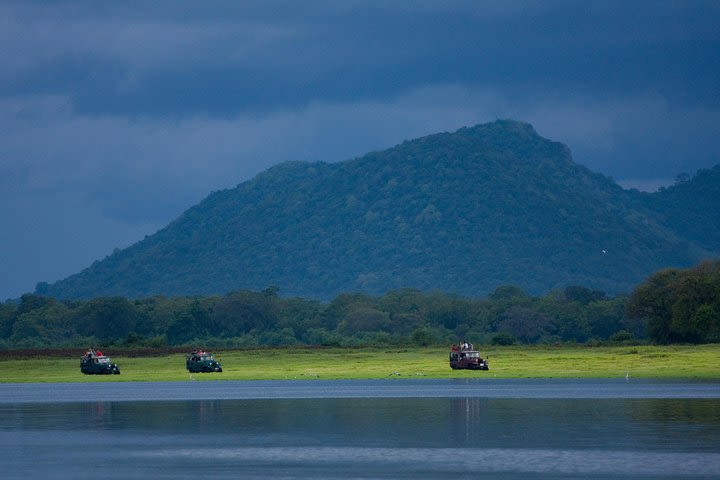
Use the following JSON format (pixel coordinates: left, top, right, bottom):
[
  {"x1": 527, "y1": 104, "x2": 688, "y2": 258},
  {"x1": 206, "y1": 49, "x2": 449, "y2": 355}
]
[
  {"x1": 5, "y1": 1, "x2": 719, "y2": 115},
  {"x1": 1, "y1": 0, "x2": 719, "y2": 299}
]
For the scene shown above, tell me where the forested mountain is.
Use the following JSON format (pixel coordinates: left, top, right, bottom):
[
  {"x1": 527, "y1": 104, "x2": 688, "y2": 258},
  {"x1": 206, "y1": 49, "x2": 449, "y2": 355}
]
[
  {"x1": 641, "y1": 165, "x2": 720, "y2": 252},
  {"x1": 37, "y1": 120, "x2": 719, "y2": 300}
]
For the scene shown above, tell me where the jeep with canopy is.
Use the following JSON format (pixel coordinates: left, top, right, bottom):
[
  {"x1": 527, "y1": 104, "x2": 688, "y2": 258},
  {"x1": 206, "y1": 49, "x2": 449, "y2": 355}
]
[
  {"x1": 186, "y1": 350, "x2": 223, "y2": 373},
  {"x1": 80, "y1": 349, "x2": 120, "y2": 375},
  {"x1": 449, "y1": 343, "x2": 489, "y2": 370}
]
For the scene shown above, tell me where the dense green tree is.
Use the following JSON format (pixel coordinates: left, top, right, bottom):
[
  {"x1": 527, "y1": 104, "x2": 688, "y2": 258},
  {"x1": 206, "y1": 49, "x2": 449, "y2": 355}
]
[
  {"x1": 694, "y1": 304, "x2": 720, "y2": 342},
  {"x1": 563, "y1": 286, "x2": 608, "y2": 304},
  {"x1": 585, "y1": 296, "x2": 627, "y2": 339},
  {"x1": 410, "y1": 327, "x2": 436, "y2": 346},
  {"x1": 626, "y1": 269, "x2": 678, "y2": 343},
  {"x1": 496, "y1": 307, "x2": 554, "y2": 343},
  {"x1": 76, "y1": 297, "x2": 139, "y2": 342},
  {"x1": 10, "y1": 313, "x2": 45, "y2": 343},
  {"x1": 131, "y1": 296, "x2": 177, "y2": 336},
  {"x1": 211, "y1": 291, "x2": 276, "y2": 337},
  {"x1": 275, "y1": 297, "x2": 323, "y2": 337},
  {"x1": 378, "y1": 289, "x2": 427, "y2": 333},
  {"x1": 322, "y1": 293, "x2": 375, "y2": 331},
  {"x1": 338, "y1": 307, "x2": 391, "y2": 335},
  {"x1": 7, "y1": 260, "x2": 720, "y2": 349},
  {"x1": 11, "y1": 302, "x2": 74, "y2": 345},
  {"x1": 551, "y1": 306, "x2": 591, "y2": 343},
  {"x1": 424, "y1": 293, "x2": 472, "y2": 330},
  {"x1": 167, "y1": 300, "x2": 214, "y2": 345},
  {"x1": 627, "y1": 261, "x2": 720, "y2": 343},
  {"x1": 17, "y1": 294, "x2": 56, "y2": 316},
  {"x1": 0, "y1": 303, "x2": 17, "y2": 339}
]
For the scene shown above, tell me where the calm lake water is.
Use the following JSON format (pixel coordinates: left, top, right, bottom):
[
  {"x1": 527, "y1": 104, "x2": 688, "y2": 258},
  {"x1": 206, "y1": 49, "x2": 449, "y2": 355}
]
[{"x1": 1, "y1": 379, "x2": 719, "y2": 479}]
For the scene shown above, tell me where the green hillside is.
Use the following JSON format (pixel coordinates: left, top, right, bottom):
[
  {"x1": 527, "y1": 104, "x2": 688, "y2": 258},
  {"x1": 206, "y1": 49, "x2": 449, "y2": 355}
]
[
  {"x1": 38, "y1": 120, "x2": 718, "y2": 299},
  {"x1": 641, "y1": 165, "x2": 720, "y2": 252}
]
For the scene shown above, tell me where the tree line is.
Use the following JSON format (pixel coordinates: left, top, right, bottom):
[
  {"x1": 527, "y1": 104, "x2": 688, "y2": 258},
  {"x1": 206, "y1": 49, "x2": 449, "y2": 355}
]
[{"x1": 2, "y1": 260, "x2": 718, "y2": 350}]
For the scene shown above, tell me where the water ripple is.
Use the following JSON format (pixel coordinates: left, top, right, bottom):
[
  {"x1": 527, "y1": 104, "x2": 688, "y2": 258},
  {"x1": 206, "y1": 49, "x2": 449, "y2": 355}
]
[{"x1": 137, "y1": 446, "x2": 720, "y2": 476}]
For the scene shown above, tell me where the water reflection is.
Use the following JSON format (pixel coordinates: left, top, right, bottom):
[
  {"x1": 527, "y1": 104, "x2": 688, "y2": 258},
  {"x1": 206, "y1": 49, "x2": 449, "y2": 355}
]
[
  {"x1": 2, "y1": 397, "x2": 719, "y2": 479},
  {"x1": 4, "y1": 398, "x2": 720, "y2": 443}
]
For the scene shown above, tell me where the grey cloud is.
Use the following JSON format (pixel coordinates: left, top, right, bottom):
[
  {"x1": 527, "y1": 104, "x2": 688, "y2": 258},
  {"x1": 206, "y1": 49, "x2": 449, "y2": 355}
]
[
  {"x1": 515, "y1": 94, "x2": 720, "y2": 179},
  {"x1": 4, "y1": 1, "x2": 719, "y2": 116}
]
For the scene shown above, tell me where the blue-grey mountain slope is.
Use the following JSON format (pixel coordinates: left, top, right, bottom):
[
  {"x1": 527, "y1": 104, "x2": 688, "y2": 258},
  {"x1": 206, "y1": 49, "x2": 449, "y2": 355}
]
[{"x1": 38, "y1": 120, "x2": 718, "y2": 299}]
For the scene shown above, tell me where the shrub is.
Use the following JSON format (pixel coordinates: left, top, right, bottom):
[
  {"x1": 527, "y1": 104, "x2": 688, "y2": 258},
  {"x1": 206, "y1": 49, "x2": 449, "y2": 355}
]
[
  {"x1": 609, "y1": 330, "x2": 637, "y2": 345},
  {"x1": 411, "y1": 327, "x2": 435, "y2": 346}
]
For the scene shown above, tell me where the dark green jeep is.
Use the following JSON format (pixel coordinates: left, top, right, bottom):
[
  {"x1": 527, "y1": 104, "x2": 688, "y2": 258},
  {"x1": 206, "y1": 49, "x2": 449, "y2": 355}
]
[
  {"x1": 80, "y1": 350, "x2": 120, "y2": 375},
  {"x1": 186, "y1": 350, "x2": 223, "y2": 373}
]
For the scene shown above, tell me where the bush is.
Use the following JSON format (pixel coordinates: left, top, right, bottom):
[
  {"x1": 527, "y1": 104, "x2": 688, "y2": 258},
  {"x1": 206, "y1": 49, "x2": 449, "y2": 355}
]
[
  {"x1": 411, "y1": 327, "x2": 435, "y2": 346},
  {"x1": 302, "y1": 328, "x2": 342, "y2": 347},
  {"x1": 609, "y1": 330, "x2": 636, "y2": 344}
]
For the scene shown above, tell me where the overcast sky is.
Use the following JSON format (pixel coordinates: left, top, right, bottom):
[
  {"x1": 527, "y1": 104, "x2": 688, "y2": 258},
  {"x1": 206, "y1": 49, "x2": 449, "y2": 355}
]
[{"x1": 1, "y1": 1, "x2": 719, "y2": 300}]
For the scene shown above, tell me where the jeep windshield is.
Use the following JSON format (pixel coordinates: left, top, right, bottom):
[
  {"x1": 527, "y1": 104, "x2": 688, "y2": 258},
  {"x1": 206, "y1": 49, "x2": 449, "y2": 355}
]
[
  {"x1": 97, "y1": 357, "x2": 110, "y2": 364},
  {"x1": 200, "y1": 355, "x2": 214, "y2": 361}
]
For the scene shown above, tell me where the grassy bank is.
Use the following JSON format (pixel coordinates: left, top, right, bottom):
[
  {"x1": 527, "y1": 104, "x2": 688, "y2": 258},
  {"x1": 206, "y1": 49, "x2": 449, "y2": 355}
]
[{"x1": 1, "y1": 344, "x2": 718, "y2": 383}]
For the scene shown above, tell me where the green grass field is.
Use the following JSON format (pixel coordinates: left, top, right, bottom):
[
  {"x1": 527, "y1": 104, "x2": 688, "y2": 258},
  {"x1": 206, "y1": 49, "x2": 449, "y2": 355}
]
[{"x1": 1, "y1": 344, "x2": 718, "y2": 383}]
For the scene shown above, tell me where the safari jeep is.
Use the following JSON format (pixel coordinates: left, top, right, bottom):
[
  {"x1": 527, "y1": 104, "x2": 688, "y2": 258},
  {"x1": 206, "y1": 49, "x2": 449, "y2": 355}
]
[
  {"x1": 449, "y1": 345, "x2": 489, "y2": 370},
  {"x1": 80, "y1": 350, "x2": 120, "y2": 375},
  {"x1": 186, "y1": 350, "x2": 223, "y2": 373}
]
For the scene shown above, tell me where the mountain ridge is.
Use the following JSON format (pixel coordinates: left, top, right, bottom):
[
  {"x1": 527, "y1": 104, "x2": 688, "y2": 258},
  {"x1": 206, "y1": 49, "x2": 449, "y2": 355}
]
[{"x1": 37, "y1": 120, "x2": 719, "y2": 300}]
